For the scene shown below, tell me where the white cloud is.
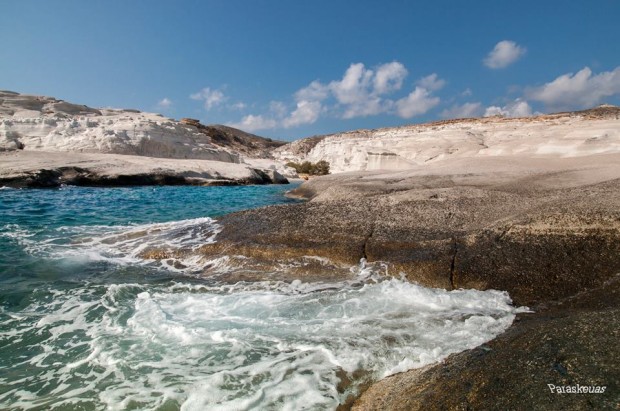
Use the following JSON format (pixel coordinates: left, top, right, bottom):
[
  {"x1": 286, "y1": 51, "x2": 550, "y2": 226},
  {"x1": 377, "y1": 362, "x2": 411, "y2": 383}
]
[
  {"x1": 484, "y1": 99, "x2": 533, "y2": 118},
  {"x1": 329, "y1": 63, "x2": 374, "y2": 105},
  {"x1": 228, "y1": 114, "x2": 277, "y2": 132},
  {"x1": 328, "y1": 64, "x2": 380, "y2": 118},
  {"x1": 416, "y1": 73, "x2": 445, "y2": 91},
  {"x1": 441, "y1": 102, "x2": 483, "y2": 119},
  {"x1": 229, "y1": 100, "x2": 322, "y2": 132},
  {"x1": 282, "y1": 100, "x2": 322, "y2": 128},
  {"x1": 373, "y1": 62, "x2": 408, "y2": 94},
  {"x1": 156, "y1": 97, "x2": 172, "y2": 109},
  {"x1": 484, "y1": 40, "x2": 526, "y2": 69},
  {"x1": 269, "y1": 101, "x2": 288, "y2": 118},
  {"x1": 326, "y1": 62, "x2": 412, "y2": 118},
  {"x1": 294, "y1": 80, "x2": 330, "y2": 102},
  {"x1": 190, "y1": 87, "x2": 226, "y2": 110},
  {"x1": 527, "y1": 66, "x2": 620, "y2": 109},
  {"x1": 325, "y1": 62, "x2": 442, "y2": 119},
  {"x1": 461, "y1": 88, "x2": 473, "y2": 97},
  {"x1": 229, "y1": 102, "x2": 246, "y2": 110},
  {"x1": 395, "y1": 87, "x2": 440, "y2": 119},
  {"x1": 229, "y1": 61, "x2": 444, "y2": 131},
  {"x1": 341, "y1": 96, "x2": 385, "y2": 119}
]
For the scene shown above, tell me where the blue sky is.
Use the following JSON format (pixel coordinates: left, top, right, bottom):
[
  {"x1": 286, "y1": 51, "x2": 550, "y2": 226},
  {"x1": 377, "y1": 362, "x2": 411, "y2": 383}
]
[{"x1": 2, "y1": 0, "x2": 619, "y2": 140}]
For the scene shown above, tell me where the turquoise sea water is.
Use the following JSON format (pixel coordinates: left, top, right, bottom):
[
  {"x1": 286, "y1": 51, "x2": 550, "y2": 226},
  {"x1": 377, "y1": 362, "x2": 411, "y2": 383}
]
[{"x1": 0, "y1": 185, "x2": 524, "y2": 410}]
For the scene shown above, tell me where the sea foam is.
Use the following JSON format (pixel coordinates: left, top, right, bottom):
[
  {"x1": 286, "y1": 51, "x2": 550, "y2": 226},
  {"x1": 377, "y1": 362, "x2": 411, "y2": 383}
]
[
  {"x1": 0, "y1": 278, "x2": 527, "y2": 410},
  {"x1": 0, "y1": 217, "x2": 221, "y2": 272}
]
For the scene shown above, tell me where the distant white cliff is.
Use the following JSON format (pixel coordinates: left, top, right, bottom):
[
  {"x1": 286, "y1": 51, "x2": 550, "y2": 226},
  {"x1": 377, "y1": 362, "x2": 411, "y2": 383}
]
[
  {"x1": 0, "y1": 91, "x2": 301, "y2": 185},
  {"x1": 273, "y1": 106, "x2": 620, "y2": 173},
  {"x1": 0, "y1": 91, "x2": 239, "y2": 162}
]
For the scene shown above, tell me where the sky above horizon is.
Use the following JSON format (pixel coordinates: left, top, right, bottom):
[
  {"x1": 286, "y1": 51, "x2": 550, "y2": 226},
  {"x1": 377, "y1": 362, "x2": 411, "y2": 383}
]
[{"x1": 2, "y1": 1, "x2": 620, "y2": 141}]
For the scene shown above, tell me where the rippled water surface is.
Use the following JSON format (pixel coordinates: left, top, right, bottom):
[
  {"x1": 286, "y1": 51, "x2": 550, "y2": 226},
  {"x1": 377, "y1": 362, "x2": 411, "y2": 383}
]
[{"x1": 0, "y1": 185, "x2": 526, "y2": 410}]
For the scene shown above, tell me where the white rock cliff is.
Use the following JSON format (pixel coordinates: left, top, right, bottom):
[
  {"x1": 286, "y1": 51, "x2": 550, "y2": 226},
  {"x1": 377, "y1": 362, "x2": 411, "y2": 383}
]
[
  {"x1": 0, "y1": 91, "x2": 239, "y2": 162},
  {"x1": 273, "y1": 107, "x2": 620, "y2": 173}
]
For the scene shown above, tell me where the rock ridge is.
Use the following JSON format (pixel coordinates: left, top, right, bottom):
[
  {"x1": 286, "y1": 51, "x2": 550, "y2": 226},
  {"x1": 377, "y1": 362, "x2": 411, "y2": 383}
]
[
  {"x1": 0, "y1": 90, "x2": 285, "y2": 161},
  {"x1": 273, "y1": 105, "x2": 620, "y2": 173},
  {"x1": 0, "y1": 91, "x2": 296, "y2": 186}
]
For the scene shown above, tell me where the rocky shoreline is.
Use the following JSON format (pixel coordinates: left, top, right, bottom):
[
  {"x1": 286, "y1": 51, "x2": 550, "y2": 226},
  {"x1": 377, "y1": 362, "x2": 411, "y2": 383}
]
[
  {"x1": 0, "y1": 151, "x2": 289, "y2": 188},
  {"x1": 196, "y1": 153, "x2": 620, "y2": 409},
  {"x1": 0, "y1": 91, "x2": 296, "y2": 188},
  {"x1": 2, "y1": 91, "x2": 618, "y2": 407}
]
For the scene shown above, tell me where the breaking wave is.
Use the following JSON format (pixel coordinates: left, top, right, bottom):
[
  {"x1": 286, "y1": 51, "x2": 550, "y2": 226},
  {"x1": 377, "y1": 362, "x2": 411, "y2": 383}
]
[
  {"x1": 1, "y1": 217, "x2": 221, "y2": 273},
  {"x1": 0, "y1": 278, "x2": 527, "y2": 410}
]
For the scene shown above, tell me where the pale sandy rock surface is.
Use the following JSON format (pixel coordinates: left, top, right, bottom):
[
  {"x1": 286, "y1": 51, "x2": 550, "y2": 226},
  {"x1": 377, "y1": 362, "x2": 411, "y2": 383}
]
[
  {"x1": 0, "y1": 151, "x2": 282, "y2": 187},
  {"x1": 274, "y1": 107, "x2": 620, "y2": 173},
  {"x1": 0, "y1": 91, "x2": 295, "y2": 185},
  {"x1": 0, "y1": 96, "x2": 237, "y2": 162},
  {"x1": 243, "y1": 157, "x2": 298, "y2": 179},
  {"x1": 0, "y1": 91, "x2": 285, "y2": 163},
  {"x1": 293, "y1": 153, "x2": 620, "y2": 202}
]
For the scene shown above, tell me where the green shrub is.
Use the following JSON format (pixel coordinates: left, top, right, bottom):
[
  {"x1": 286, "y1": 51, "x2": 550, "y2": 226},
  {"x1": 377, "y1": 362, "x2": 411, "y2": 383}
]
[{"x1": 285, "y1": 160, "x2": 330, "y2": 176}]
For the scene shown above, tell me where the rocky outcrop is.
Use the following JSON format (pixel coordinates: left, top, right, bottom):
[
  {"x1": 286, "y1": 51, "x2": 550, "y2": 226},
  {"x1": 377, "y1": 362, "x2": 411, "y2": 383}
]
[
  {"x1": 194, "y1": 153, "x2": 620, "y2": 407},
  {"x1": 200, "y1": 156, "x2": 620, "y2": 305},
  {"x1": 0, "y1": 92, "x2": 237, "y2": 161},
  {"x1": 273, "y1": 106, "x2": 620, "y2": 173},
  {"x1": 0, "y1": 91, "x2": 296, "y2": 185},
  {"x1": 0, "y1": 151, "x2": 288, "y2": 188},
  {"x1": 0, "y1": 91, "x2": 286, "y2": 162},
  {"x1": 271, "y1": 135, "x2": 327, "y2": 161},
  {"x1": 352, "y1": 275, "x2": 620, "y2": 410},
  {"x1": 179, "y1": 118, "x2": 287, "y2": 158}
]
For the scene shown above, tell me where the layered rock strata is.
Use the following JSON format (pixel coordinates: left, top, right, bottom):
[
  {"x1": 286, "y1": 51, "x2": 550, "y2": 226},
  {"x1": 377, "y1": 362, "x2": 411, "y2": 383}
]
[
  {"x1": 273, "y1": 106, "x2": 620, "y2": 173},
  {"x1": 0, "y1": 91, "x2": 287, "y2": 161},
  {"x1": 0, "y1": 151, "x2": 288, "y2": 188},
  {"x1": 0, "y1": 91, "x2": 294, "y2": 185}
]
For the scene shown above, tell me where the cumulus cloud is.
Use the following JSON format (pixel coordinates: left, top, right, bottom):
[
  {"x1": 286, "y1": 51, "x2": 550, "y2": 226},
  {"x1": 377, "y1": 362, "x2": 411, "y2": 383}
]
[
  {"x1": 156, "y1": 97, "x2": 172, "y2": 109},
  {"x1": 526, "y1": 66, "x2": 620, "y2": 109},
  {"x1": 395, "y1": 87, "x2": 440, "y2": 118},
  {"x1": 484, "y1": 99, "x2": 533, "y2": 118},
  {"x1": 228, "y1": 114, "x2": 277, "y2": 132},
  {"x1": 484, "y1": 40, "x2": 526, "y2": 69},
  {"x1": 295, "y1": 80, "x2": 330, "y2": 102},
  {"x1": 373, "y1": 62, "x2": 408, "y2": 94},
  {"x1": 229, "y1": 61, "x2": 444, "y2": 132},
  {"x1": 269, "y1": 101, "x2": 288, "y2": 118},
  {"x1": 441, "y1": 102, "x2": 484, "y2": 119},
  {"x1": 329, "y1": 63, "x2": 374, "y2": 105},
  {"x1": 282, "y1": 100, "x2": 322, "y2": 128},
  {"x1": 416, "y1": 73, "x2": 445, "y2": 91},
  {"x1": 190, "y1": 87, "x2": 226, "y2": 110},
  {"x1": 327, "y1": 62, "x2": 412, "y2": 118}
]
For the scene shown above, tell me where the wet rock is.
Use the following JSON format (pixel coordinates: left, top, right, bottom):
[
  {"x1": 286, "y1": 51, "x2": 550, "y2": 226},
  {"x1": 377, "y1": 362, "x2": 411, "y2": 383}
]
[
  {"x1": 352, "y1": 276, "x2": 620, "y2": 411},
  {"x1": 201, "y1": 176, "x2": 620, "y2": 306},
  {"x1": 197, "y1": 156, "x2": 620, "y2": 408}
]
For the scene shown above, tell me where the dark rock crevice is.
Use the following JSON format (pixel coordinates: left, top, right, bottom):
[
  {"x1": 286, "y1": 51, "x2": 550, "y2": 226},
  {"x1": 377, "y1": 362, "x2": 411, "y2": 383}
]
[
  {"x1": 361, "y1": 226, "x2": 374, "y2": 261},
  {"x1": 449, "y1": 237, "x2": 458, "y2": 290}
]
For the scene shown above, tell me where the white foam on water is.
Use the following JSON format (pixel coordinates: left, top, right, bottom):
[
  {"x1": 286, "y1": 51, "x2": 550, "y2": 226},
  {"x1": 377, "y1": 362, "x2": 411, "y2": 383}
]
[
  {"x1": 0, "y1": 278, "x2": 529, "y2": 410},
  {"x1": 0, "y1": 217, "x2": 221, "y2": 273}
]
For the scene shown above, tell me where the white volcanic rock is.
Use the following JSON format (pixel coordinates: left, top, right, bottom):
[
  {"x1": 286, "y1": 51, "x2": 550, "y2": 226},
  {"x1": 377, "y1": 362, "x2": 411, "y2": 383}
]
[
  {"x1": 0, "y1": 91, "x2": 239, "y2": 162},
  {"x1": 273, "y1": 108, "x2": 620, "y2": 173},
  {"x1": 243, "y1": 158, "x2": 299, "y2": 179},
  {"x1": 0, "y1": 151, "x2": 279, "y2": 186}
]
